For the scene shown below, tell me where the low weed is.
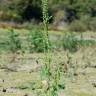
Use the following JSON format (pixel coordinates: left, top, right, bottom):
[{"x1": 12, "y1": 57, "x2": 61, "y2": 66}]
[
  {"x1": 62, "y1": 33, "x2": 78, "y2": 52},
  {"x1": 28, "y1": 28, "x2": 52, "y2": 53},
  {"x1": 8, "y1": 29, "x2": 22, "y2": 61},
  {"x1": 62, "y1": 33, "x2": 96, "y2": 52},
  {"x1": 9, "y1": 29, "x2": 22, "y2": 53}
]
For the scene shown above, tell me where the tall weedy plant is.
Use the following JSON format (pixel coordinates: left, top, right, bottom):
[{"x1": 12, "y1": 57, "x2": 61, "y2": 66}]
[
  {"x1": 41, "y1": 0, "x2": 51, "y2": 81},
  {"x1": 41, "y1": 0, "x2": 61, "y2": 96},
  {"x1": 41, "y1": 0, "x2": 52, "y2": 95}
]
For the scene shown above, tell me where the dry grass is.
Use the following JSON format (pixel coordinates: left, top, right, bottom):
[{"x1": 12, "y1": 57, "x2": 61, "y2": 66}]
[{"x1": 0, "y1": 46, "x2": 96, "y2": 96}]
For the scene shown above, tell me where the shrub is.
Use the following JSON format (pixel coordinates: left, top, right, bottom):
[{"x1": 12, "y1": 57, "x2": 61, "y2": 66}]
[
  {"x1": 62, "y1": 33, "x2": 78, "y2": 52},
  {"x1": 78, "y1": 39, "x2": 96, "y2": 47},
  {"x1": 68, "y1": 20, "x2": 87, "y2": 32},
  {"x1": 28, "y1": 29, "x2": 52, "y2": 53},
  {"x1": 62, "y1": 33, "x2": 96, "y2": 52},
  {"x1": 69, "y1": 15, "x2": 96, "y2": 32},
  {"x1": 8, "y1": 29, "x2": 22, "y2": 53}
]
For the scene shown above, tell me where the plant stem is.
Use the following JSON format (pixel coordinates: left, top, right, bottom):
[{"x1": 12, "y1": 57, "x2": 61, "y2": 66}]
[{"x1": 42, "y1": 0, "x2": 51, "y2": 80}]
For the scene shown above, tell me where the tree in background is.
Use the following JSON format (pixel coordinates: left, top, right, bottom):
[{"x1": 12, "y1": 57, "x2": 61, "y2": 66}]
[{"x1": 0, "y1": 0, "x2": 96, "y2": 31}]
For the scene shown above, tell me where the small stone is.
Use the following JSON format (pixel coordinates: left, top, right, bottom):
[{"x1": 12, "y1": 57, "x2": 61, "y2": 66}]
[
  {"x1": 92, "y1": 83, "x2": 96, "y2": 87},
  {"x1": 41, "y1": 80, "x2": 49, "y2": 90},
  {"x1": 3, "y1": 88, "x2": 6, "y2": 92},
  {"x1": 24, "y1": 94, "x2": 28, "y2": 96},
  {"x1": 2, "y1": 80, "x2": 4, "y2": 83}
]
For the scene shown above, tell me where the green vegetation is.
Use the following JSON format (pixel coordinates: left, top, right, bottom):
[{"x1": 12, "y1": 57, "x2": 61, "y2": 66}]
[
  {"x1": 0, "y1": 27, "x2": 96, "y2": 96},
  {"x1": 41, "y1": 0, "x2": 60, "y2": 95},
  {"x1": 62, "y1": 33, "x2": 96, "y2": 52},
  {"x1": 0, "y1": 1, "x2": 96, "y2": 96},
  {"x1": 28, "y1": 28, "x2": 44, "y2": 53},
  {"x1": 8, "y1": 29, "x2": 22, "y2": 53},
  {"x1": 0, "y1": 0, "x2": 96, "y2": 31},
  {"x1": 0, "y1": 29, "x2": 96, "y2": 54}
]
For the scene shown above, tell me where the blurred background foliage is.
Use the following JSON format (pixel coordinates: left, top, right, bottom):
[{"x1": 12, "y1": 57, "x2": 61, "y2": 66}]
[{"x1": 0, "y1": 0, "x2": 96, "y2": 31}]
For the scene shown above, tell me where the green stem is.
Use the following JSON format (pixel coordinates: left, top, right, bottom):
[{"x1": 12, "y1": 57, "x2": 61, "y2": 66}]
[{"x1": 42, "y1": 0, "x2": 51, "y2": 79}]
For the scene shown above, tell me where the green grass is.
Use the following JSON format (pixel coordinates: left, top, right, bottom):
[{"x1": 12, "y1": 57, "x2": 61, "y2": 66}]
[
  {"x1": 62, "y1": 33, "x2": 96, "y2": 52},
  {"x1": 0, "y1": 28, "x2": 96, "y2": 53}
]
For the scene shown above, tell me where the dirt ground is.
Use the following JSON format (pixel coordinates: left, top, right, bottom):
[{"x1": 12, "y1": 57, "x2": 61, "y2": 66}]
[{"x1": 0, "y1": 47, "x2": 96, "y2": 96}]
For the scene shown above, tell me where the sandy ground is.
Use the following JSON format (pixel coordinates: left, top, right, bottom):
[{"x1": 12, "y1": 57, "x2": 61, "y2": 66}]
[{"x1": 0, "y1": 47, "x2": 96, "y2": 96}]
